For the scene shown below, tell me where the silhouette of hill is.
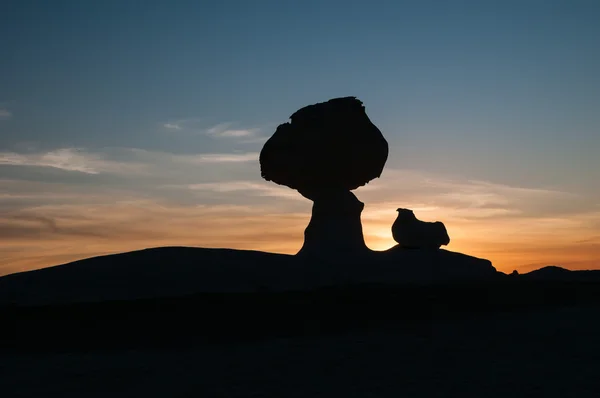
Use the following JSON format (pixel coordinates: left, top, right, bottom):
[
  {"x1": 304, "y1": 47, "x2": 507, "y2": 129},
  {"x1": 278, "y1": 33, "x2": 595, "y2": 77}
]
[
  {"x1": 0, "y1": 245, "x2": 503, "y2": 306},
  {"x1": 0, "y1": 247, "x2": 290, "y2": 306},
  {"x1": 521, "y1": 265, "x2": 600, "y2": 282},
  {"x1": 1, "y1": 245, "x2": 599, "y2": 354}
]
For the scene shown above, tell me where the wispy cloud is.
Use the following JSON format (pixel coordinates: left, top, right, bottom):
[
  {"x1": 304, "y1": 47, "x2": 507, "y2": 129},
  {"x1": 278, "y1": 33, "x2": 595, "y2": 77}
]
[
  {"x1": 0, "y1": 108, "x2": 12, "y2": 120},
  {"x1": 237, "y1": 136, "x2": 269, "y2": 144},
  {"x1": 0, "y1": 148, "x2": 144, "y2": 174},
  {"x1": 163, "y1": 123, "x2": 182, "y2": 130},
  {"x1": 160, "y1": 117, "x2": 203, "y2": 132},
  {"x1": 176, "y1": 152, "x2": 259, "y2": 164},
  {"x1": 0, "y1": 147, "x2": 261, "y2": 176},
  {"x1": 188, "y1": 181, "x2": 304, "y2": 200},
  {"x1": 206, "y1": 122, "x2": 259, "y2": 138},
  {"x1": 160, "y1": 118, "x2": 269, "y2": 143},
  {"x1": 357, "y1": 168, "x2": 580, "y2": 220}
]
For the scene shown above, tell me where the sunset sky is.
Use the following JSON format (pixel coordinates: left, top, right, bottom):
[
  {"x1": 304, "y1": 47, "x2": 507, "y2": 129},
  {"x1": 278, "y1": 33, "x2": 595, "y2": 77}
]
[{"x1": 1, "y1": 0, "x2": 599, "y2": 276}]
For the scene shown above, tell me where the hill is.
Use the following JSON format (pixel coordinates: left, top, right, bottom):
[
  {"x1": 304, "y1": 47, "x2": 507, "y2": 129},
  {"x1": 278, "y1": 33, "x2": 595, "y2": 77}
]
[{"x1": 0, "y1": 245, "x2": 500, "y2": 306}]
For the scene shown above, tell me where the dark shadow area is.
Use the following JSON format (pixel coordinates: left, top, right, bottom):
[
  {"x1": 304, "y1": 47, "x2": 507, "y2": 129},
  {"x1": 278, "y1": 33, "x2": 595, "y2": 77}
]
[{"x1": 3, "y1": 278, "x2": 600, "y2": 354}]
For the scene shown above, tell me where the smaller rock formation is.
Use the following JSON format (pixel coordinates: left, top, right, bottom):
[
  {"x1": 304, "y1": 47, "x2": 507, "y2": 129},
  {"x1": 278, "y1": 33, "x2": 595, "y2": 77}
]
[{"x1": 392, "y1": 208, "x2": 450, "y2": 249}]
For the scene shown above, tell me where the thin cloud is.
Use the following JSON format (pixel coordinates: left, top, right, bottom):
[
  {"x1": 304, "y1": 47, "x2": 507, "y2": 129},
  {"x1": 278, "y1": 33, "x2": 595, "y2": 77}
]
[
  {"x1": 0, "y1": 148, "x2": 139, "y2": 174},
  {"x1": 163, "y1": 123, "x2": 182, "y2": 130},
  {"x1": 576, "y1": 235, "x2": 600, "y2": 244},
  {"x1": 9, "y1": 214, "x2": 59, "y2": 232},
  {"x1": 161, "y1": 119, "x2": 267, "y2": 142},
  {"x1": 238, "y1": 136, "x2": 269, "y2": 144},
  {"x1": 160, "y1": 117, "x2": 203, "y2": 132},
  {"x1": 219, "y1": 129, "x2": 257, "y2": 138},
  {"x1": 0, "y1": 147, "x2": 260, "y2": 176},
  {"x1": 177, "y1": 152, "x2": 259, "y2": 164},
  {"x1": 206, "y1": 122, "x2": 260, "y2": 139},
  {"x1": 0, "y1": 108, "x2": 12, "y2": 120},
  {"x1": 357, "y1": 168, "x2": 579, "y2": 220},
  {"x1": 188, "y1": 181, "x2": 304, "y2": 200}
]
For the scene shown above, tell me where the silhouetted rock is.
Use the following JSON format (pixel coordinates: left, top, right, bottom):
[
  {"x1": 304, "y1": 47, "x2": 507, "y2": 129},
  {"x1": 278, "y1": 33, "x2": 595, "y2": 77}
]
[
  {"x1": 259, "y1": 97, "x2": 388, "y2": 257},
  {"x1": 298, "y1": 190, "x2": 369, "y2": 258},
  {"x1": 0, "y1": 247, "x2": 503, "y2": 306},
  {"x1": 391, "y1": 208, "x2": 450, "y2": 249},
  {"x1": 0, "y1": 247, "x2": 295, "y2": 306},
  {"x1": 259, "y1": 97, "x2": 388, "y2": 200},
  {"x1": 521, "y1": 266, "x2": 600, "y2": 282},
  {"x1": 384, "y1": 246, "x2": 498, "y2": 282}
]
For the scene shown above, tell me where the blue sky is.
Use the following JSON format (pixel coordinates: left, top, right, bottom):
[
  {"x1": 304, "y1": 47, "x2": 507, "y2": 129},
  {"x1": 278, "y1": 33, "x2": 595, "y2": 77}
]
[{"x1": 1, "y1": 0, "x2": 600, "y2": 274}]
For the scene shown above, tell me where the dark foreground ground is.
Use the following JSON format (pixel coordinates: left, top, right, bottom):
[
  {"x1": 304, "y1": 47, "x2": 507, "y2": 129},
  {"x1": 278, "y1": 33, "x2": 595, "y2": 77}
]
[{"x1": 2, "y1": 281, "x2": 600, "y2": 397}]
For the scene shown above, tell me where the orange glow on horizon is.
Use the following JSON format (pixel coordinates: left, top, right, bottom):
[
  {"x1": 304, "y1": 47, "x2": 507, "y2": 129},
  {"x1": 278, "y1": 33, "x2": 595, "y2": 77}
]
[
  {"x1": 1, "y1": 200, "x2": 599, "y2": 277},
  {"x1": 2, "y1": 168, "x2": 599, "y2": 277}
]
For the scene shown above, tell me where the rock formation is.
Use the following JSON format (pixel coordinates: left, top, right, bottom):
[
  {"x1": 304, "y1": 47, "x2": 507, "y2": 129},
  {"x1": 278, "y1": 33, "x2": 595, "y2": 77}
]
[
  {"x1": 298, "y1": 190, "x2": 366, "y2": 257},
  {"x1": 260, "y1": 97, "x2": 388, "y2": 200},
  {"x1": 392, "y1": 208, "x2": 450, "y2": 249},
  {"x1": 260, "y1": 97, "x2": 388, "y2": 257}
]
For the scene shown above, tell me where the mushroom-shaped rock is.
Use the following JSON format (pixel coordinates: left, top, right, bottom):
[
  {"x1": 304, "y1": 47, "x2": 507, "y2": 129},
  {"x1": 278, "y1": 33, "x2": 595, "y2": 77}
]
[
  {"x1": 392, "y1": 208, "x2": 450, "y2": 249},
  {"x1": 260, "y1": 97, "x2": 388, "y2": 201},
  {"x1": 259, "y1": 97, "x2": 388, "y2": 258}
]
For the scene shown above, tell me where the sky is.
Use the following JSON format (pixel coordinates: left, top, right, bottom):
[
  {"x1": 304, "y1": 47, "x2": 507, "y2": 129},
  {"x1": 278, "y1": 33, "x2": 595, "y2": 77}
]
[{"x1": 1, "y1": 0, "x2": 599, "y2": 276}]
